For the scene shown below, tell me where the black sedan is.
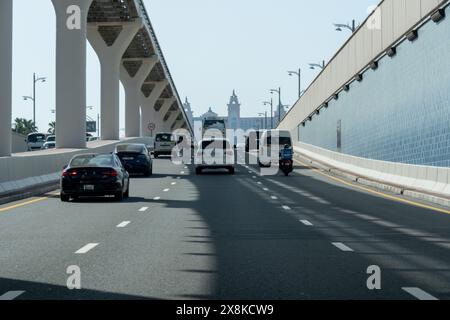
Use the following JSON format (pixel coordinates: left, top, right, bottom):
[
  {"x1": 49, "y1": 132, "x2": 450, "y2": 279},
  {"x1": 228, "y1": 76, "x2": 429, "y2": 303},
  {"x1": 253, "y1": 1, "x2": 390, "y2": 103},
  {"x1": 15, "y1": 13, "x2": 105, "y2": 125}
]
[
  {"x1": 60, "y1": 153, "x2": 130, "y2": 202},
  {"x1": 115, "y1": 143, "x2": 153, "y2": 176}
]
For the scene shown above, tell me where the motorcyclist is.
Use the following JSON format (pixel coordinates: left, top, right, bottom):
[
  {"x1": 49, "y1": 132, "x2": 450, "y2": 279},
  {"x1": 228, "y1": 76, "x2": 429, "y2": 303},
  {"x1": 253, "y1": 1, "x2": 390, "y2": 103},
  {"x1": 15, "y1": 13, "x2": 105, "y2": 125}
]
[
  {"x1": 279, "y1": 144, "x2": 293, "y2": 161},
  {"x1": 279, "y1": 144, "x2": 294, "y2": 176}
]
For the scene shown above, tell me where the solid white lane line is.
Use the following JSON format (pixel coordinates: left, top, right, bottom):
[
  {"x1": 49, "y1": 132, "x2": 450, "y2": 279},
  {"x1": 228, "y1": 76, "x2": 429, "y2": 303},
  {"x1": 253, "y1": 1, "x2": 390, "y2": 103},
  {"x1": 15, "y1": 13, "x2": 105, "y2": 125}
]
[
  {"x1": 271, "y1": 196, "x2": 278, "y2": 200},
  {"x1": 282, "y1": 205, "x2": 291, "y2": 211},
  {"x1": 117, "y1": 221, "x2": 131, "y2": 228},
  {"x1": 332, "y1": 242, "x2": 354, "y2": 252},
  {"x1": 163, "y1": 189, "x2": 170, "y2": 192},
  {"x1": 402, "y1": 287, "x2": 438, "y2": 300},
  {"x1": 139, "y1": 207, "x2": 149, "y2": 212},
  {"x1": 300, "y1": 220, "x2": 313, "y2": 226},
  {"x1": 0, "y1": 291, "x2": 25, "y2": 300},
  {"x1": 153, "y1": 197, "x2": 161, "y2": 200},
  {"x1": 75, "y1": 243, "x2": 99, "y2": 254}
]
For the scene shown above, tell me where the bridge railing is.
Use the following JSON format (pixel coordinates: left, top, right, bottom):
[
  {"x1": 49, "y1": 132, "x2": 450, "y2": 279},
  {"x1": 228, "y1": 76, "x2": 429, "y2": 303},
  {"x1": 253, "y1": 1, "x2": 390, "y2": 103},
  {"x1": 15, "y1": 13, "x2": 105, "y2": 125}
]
[{"x1": 295, "y1": 142, "x2": 450, "y2": 205}]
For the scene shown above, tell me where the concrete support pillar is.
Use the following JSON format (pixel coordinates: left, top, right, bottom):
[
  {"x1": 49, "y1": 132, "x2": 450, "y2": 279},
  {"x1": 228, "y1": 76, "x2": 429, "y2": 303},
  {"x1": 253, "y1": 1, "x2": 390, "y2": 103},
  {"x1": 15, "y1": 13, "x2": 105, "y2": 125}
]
[
  {"x1": 139, "y1": 80, "x2": 168, "y2": 136},
  {"x1": 0, "y1": 0, "x2": 13, "y2": 156},
  {"x1": 52, "y1": 0, "x2": 93, "y2": 149},
  {"x1": 88, "y1": 19, "x2": 143, "y2": 140},
  {"x1": 120, "y1": 57, "x2": 158, "y2": 137}
]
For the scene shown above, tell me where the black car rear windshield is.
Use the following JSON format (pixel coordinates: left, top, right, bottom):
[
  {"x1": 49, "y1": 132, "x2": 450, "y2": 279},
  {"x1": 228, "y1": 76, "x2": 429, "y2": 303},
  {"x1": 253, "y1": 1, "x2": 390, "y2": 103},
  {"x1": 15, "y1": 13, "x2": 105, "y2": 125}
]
[
  {"x1": 201, "y1": 140, "x2": 231, "y2": 150},
  {"x1": 116, "y1": 144, "x2": 145, "y2": 154},
  {"x1": 156, "y1": 134, "x2": 173, "y2": 142},
  {"x1": 70, "y1": 154, "x2": 113, "y2": 167}
]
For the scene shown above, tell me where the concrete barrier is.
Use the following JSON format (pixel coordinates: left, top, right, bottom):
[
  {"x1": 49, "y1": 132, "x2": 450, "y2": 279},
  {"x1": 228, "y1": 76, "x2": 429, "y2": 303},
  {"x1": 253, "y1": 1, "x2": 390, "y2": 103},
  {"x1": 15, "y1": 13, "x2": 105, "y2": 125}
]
[
  {"x1": 0, "y1": 137, "x2": 151, "y2": 197},
  {"x1": 295, "y1": 142, "x2": 450, "y2": 200}
]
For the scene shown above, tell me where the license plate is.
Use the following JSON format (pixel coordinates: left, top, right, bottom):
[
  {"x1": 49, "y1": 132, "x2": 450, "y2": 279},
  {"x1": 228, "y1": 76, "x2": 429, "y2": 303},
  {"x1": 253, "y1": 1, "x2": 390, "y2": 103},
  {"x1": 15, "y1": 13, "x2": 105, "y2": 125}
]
[{"x1": 83, "y1": 185, "x2": 95, "y2": 191}]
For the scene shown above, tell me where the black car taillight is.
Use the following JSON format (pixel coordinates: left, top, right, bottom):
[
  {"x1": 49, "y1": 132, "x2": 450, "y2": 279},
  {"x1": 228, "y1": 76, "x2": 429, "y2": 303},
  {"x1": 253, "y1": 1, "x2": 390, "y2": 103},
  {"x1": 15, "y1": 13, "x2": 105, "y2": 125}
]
[
  {"x1": 102, "y1": 169, "x2": 118, "y2": 177},
  {"x1": 62, "y1": 169, "x2": 79, "y2": 177}
]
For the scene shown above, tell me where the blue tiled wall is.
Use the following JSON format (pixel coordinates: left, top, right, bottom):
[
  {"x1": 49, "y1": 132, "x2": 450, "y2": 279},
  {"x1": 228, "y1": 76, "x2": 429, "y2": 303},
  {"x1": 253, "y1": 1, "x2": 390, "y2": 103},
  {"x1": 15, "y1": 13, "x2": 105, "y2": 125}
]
[{"x1": 299, "y1": 6, "x2": 450, "y2": 167}]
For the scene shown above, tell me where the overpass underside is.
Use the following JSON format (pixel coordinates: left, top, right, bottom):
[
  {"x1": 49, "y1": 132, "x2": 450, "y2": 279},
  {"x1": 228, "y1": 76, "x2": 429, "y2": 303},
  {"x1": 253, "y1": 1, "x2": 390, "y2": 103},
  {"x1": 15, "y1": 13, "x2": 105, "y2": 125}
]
[{"x1": 0, "y1": 0, "x2": 191, "y2": 157}]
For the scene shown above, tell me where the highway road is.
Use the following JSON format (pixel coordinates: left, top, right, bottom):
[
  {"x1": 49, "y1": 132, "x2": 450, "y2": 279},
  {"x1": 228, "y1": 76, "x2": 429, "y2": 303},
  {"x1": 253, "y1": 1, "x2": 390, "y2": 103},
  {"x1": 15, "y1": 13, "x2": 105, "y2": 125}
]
[{"x1": 1, "y1": 153, "x2": 450, "y2": 300}]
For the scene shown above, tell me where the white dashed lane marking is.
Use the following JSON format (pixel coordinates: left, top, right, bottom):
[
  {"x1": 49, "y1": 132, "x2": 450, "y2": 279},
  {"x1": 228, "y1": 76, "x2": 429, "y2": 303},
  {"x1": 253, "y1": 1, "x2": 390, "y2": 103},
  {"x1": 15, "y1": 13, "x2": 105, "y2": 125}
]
[
  {"x1": 139, "y1": 207, "x2": 149, "y2": 212},
  {"x1": 163, "y1": 189, "x2": 170, "y2": 192},
  {"x1": 300, "y1": 220, "x2": 313, "y2": 226},
  {"x1": 332, "y1": 242, "x2": 354, "y2": 252},
  {"x1": 171, "y1": 182, "x2": 177, "y2": 185},
  {"x1": 0, "y1": 291, "x2": 25, "y2": 300},
  {"x1": 75, "y1": 243, "x2": 99, "y2": 254},
  {"x1": 271, "y1": 196, "x2": 278, "y2": 200},
  {"x1": 402, "y1": 287, "x2": 438, "y2": 300},
  {"x1": 153, "y1": 197, "x2": 161, "y2": 201},
  {"x1": 117, "y1": 221, "x2": 131, "y2": 228},
  {"x1": 282, "y1": 205, "x2": 291, "y2": 211}
]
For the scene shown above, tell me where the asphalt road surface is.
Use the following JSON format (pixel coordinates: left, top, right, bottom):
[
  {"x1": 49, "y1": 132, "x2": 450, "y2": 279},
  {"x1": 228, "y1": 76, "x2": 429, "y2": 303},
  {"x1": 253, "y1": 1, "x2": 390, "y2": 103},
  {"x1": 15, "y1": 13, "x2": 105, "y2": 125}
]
[{"x1": 1, "y1": 153, "x2": 450, "y2": 300}]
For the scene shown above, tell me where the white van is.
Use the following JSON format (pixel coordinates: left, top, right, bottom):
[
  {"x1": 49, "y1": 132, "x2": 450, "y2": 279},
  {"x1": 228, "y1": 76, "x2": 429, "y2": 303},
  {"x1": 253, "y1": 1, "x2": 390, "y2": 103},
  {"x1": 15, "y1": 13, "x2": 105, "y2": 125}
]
[
  {"x1": 154, "y1": 132, "x2": 176, "y2": 158},
  {"x1": 26, "y1": 133, "x2": 47, "y2": 151},
  {"x1": 258, "y1": 130, "x2": 293, "y2": 167}
]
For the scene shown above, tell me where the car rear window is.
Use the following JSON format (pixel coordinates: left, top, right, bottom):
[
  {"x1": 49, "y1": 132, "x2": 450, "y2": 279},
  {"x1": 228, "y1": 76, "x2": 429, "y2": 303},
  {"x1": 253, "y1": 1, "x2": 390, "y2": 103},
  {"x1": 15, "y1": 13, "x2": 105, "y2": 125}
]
[
  {"x1": 28, "y1": 134, "x2": 46, "y2": 143},
  {"x1": 201, "y1": 140, "x2": 231, "y2": 150},
  {"x1": 116, "y1": 144, "x2": 144, "y2": 154},
  {"x1": 70, "y1": 154, "x2": 113, "y2": 167},
  {"x1": 156, "y1": 134, "x2": 173, "y2": 142}
]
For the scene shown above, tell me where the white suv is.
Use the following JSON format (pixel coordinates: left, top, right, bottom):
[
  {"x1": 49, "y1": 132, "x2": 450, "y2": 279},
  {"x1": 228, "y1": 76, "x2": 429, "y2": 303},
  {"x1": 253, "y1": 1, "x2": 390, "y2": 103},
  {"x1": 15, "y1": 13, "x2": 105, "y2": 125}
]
[{"x1": 195, "y1": 138, "x2": 235, "y2": 175}]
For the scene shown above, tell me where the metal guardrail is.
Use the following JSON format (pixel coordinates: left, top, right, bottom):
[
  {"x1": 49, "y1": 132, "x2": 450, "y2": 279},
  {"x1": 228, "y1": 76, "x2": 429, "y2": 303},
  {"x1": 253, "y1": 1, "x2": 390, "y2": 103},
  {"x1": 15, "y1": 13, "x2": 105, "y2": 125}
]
[{"x1": 135, "y1": 0, "x2": 193, "y2": 134}]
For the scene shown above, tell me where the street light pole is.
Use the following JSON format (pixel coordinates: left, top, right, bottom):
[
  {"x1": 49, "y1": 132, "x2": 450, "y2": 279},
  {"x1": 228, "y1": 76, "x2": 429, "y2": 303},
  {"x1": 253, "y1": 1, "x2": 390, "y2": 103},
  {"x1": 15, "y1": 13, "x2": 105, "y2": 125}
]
[
  {"x1": 23, "y1": 73, "x2": 46, "y2": 131},
  {"x1": 263, "y1": 99, "x2": 274, "y2": 129},
  {"x1": 32, "y1": 73, "x2": 36, "y2": 127},
  {"x1": 270, "y1": 87, "x2": 282, "y2": 124},
  {"x1": 334, "y1": 19, "x2": 356, "y2": 33},
  {"x1": 288, "y1": 68, "x2": 302, "y2": 98}
]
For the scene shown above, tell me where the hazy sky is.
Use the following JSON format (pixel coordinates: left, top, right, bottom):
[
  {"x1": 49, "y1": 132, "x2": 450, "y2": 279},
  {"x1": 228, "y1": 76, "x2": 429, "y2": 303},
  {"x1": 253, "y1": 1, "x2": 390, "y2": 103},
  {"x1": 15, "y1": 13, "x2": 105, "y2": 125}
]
[{"x1": 11, "y1": 0, "x2": 378, "y2": 134}]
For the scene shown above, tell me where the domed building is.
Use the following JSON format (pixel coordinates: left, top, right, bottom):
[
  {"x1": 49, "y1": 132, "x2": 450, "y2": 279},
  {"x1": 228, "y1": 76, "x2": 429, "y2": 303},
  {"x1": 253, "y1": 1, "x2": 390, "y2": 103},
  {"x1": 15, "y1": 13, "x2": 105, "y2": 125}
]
[{"x1": 189, "y1": 90, "x2": 278, "y2": 132}]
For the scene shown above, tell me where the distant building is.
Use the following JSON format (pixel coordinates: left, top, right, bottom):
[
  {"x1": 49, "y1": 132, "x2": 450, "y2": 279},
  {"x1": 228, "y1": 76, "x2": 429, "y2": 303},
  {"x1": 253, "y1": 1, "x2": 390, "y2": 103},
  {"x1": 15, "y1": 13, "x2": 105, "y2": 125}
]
[{"x1": 191, "y1": 90, "x2": 275, "y2": 132}]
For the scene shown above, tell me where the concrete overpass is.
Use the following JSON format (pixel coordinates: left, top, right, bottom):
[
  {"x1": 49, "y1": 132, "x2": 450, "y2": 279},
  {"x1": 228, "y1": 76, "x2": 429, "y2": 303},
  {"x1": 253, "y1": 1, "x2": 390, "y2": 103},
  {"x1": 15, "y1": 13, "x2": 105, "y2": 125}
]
[{"x1": 0, "y1": 0, "x2": 192, "y2": 157}]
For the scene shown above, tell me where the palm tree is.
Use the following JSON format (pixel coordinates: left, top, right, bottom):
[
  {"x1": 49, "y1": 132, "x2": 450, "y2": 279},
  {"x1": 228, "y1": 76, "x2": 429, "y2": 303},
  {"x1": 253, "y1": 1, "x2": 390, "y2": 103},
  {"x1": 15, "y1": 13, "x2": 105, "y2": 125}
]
[
  {"x1": 48, "y1": 121, "x2": 56, "y2": 134},
  {"x1": 13, "y1": 118, "x2": 36, "y2": 135}
]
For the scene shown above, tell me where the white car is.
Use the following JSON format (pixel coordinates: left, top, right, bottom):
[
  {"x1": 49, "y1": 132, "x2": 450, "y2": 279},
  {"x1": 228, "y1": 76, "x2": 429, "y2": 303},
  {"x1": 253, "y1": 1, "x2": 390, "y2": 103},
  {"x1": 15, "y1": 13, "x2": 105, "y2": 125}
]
[
  {"x1": 154, "y1": 133, "x2": 176, "y2": 158},
  {"x1": 195, "y1": 138, "x2": 235, "y2": 175}
]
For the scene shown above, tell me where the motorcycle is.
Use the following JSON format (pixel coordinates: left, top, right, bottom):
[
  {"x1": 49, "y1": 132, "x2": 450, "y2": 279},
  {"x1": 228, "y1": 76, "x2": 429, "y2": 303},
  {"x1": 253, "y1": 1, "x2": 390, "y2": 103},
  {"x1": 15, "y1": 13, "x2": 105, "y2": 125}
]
[{"x1": 279, "y1": 146, "x2": 294, "y2": 176}]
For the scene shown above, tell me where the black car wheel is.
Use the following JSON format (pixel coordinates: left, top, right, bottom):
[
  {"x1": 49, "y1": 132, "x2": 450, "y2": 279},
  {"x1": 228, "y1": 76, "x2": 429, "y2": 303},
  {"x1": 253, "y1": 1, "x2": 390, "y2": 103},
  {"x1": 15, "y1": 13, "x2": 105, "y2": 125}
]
[
  {"x1": 195, "y1": 167, "x2": 202, "y2": 175},
  {"x1": 60, "y1": 193, "x2": 70, "y2": 202},
  {"x1": 115, "y1": 190, "x2": 124, "y2": 201},
  {"x1": 229, "y1": 167, "x2": 235, "y2": 175},
  {"x1": 124, "y1": 183, "x2": 130, "y2": 198}
]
